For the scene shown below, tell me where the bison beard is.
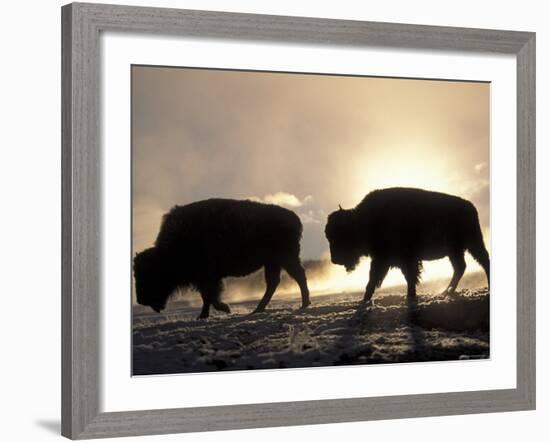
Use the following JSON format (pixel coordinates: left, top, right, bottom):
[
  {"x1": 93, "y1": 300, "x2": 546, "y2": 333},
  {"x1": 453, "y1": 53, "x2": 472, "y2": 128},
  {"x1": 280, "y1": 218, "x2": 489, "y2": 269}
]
[
  {"x1": 325, "y1": 187, "x2": 490, "y2": 302},
  {"x1": 133, "y1": 199, "x2": 311, "y2": 318}
]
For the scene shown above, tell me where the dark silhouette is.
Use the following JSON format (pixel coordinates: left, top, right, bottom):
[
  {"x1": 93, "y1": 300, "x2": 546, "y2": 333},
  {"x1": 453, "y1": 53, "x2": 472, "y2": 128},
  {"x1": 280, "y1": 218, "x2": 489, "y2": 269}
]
[
  {"x1": 325, "y1": 187, "x2": 490, "y2": 301},
  {"x1": 133, "y1": 198, "x2": 311, "y2": 318}
]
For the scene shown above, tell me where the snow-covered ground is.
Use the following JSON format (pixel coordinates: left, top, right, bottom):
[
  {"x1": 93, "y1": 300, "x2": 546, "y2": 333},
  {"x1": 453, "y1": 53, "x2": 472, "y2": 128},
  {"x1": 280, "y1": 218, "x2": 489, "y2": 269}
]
[{"x1": 132, "y1": 288, "x2": 489, "y2": 375}]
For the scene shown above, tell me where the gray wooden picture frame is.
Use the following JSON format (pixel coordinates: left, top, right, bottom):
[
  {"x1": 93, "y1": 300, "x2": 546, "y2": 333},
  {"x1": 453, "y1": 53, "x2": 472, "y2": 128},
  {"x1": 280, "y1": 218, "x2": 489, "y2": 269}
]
[{"x1": 61, "y1": 2, "x2": 536, "y2": 439}]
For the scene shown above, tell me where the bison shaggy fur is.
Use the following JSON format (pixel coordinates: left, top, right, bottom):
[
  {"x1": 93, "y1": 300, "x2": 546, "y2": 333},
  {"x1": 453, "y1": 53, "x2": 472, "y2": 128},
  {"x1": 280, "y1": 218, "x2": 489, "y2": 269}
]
[
  {"x1": 325, "y1": 187, "x2": 490, "y2": 301},
  {"x1": 133, "y1": 198, "x2": 311, "y2": 318}
]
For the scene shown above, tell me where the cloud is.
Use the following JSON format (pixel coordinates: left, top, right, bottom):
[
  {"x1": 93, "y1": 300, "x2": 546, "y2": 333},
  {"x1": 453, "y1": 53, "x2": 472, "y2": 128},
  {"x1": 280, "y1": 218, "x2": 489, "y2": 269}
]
[
  {"x1": 248, "y1": 192, "x2": 312, "y2": 208},
  {"x1": 298, "y1": 210, "x2": 322, "y2": 224}
]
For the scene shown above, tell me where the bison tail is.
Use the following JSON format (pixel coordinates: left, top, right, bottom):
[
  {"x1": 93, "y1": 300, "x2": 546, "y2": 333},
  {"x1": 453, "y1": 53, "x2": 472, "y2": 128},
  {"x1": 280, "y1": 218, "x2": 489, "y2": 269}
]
[{"x1": 466, "y1": 207, "x2": 490, "y2": 288}]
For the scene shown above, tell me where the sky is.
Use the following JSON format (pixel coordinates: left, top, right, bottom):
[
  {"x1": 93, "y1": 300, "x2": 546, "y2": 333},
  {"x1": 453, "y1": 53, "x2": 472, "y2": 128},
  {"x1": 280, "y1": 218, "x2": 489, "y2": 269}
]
[{"x1": 132, "y1": 65, "x2": 490, "y2": 293}]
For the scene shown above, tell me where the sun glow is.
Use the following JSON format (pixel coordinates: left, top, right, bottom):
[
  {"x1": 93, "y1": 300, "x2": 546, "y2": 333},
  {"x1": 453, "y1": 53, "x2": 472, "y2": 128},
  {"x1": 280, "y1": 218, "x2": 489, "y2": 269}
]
[{"x1": 349, "y1": 144, "x2": 461, "y2": 205}]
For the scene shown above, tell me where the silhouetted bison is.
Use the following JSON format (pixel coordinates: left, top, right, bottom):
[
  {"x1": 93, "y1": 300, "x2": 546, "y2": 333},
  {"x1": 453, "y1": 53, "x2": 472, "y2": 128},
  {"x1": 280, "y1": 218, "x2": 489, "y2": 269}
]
[
  {"x1": 325, "y1": 188, "x2": 490, "y2": 300},
  {"x1": 133, "y1": 199, "x2": 311, "y2": 318}
]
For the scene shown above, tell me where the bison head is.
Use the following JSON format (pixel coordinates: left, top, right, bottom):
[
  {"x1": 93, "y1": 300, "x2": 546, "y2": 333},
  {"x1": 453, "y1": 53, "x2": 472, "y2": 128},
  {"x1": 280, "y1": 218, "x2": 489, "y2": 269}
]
[
  {"x1": 325, "y1": 206, "x2": 361, "y2": 272},
  {"x1": 133, "y1": 247, "x2": 174, "y2": 313}
]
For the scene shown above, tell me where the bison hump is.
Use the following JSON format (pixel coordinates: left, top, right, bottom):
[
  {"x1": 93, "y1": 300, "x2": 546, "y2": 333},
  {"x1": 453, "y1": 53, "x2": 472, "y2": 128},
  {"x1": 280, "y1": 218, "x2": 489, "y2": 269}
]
[{"x1": 154, "y1": 198, "x2": 302, "y2": 250}]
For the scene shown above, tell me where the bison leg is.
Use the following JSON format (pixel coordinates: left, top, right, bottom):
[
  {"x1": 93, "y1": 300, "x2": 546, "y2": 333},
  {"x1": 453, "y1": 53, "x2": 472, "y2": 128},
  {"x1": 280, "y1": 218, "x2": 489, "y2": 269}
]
[
  {"x1": 401, "y1": 261, "x2": 421, "y2": 299},
  {"x1": 364, "y1": 259, "x2": 389, "y2": 301},
  {"x1": 213, "y1": 301, "x2": 231, "y2": 313},
  {"x1": 442, "y1": 251, "x2": 466, "y2": 295},
  {"x1": 283, "y1": 259, "x2": 311, "y2": 310},
  {"x1": 197, "y1": 280, "x2": 225, "y2": 319},
  {"x1": 208, "y1": 281, "x2": 231, "y2": 314},
  {"x1": 252, "y1": 264, "x2": 281, "y2": 313},
  {"x1": 468, "y1": 242, "x2": 490, "y2": 288},
  {"x1": 197, "y1": 296, "x2": 211, "y2": 319}
]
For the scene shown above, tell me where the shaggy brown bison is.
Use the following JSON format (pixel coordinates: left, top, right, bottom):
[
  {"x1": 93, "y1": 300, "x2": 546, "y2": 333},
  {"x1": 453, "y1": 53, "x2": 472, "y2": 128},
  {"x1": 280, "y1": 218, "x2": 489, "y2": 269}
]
[
  {"x1": 325, "y1": 187, "x2": 490, "y2": 301},
  {"x1": 133, "y1": 199, "x2": 311, "y2": 318}
]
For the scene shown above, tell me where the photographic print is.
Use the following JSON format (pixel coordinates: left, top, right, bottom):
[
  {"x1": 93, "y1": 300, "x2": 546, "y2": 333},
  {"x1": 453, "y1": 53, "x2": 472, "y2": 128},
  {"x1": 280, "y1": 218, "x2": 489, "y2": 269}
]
[{"x1": 131, "y1": 66, "x2": 490, "y2": 376}]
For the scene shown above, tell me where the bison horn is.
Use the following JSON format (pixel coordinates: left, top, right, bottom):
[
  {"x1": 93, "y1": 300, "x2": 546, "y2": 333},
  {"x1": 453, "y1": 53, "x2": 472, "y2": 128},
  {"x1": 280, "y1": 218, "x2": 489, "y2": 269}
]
[{"x1": 338, "y1": 204, "x2": 343, "y2": 210}]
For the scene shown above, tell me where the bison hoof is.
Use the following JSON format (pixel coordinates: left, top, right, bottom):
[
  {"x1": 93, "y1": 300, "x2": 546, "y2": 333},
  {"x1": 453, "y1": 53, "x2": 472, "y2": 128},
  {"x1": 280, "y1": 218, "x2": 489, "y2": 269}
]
[
  {"x1": 299, "y1": 301, "x2": 311, "y2": 310},
  {"x1": 197, "y1": 313, "x2": 209, "y2": 320},
  {"x1": 214, "y1": 302, "x2": 231, "y2": 314},
  {"x1": 359, "y1": 298, "x2": 373, "y2": 308},
  {"x1": 251, "y1": 308, "x2": 265, "y2": 315}
]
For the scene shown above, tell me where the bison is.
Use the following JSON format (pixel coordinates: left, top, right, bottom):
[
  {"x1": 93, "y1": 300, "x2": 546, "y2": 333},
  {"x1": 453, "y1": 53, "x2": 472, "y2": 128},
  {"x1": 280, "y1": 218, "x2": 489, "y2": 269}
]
[
  {"x1": 325, "y1": 187, "x2": 490, "y2": 301},
  {"x1": 133, "y1": 198, "x2": 311, "y2": 318}
]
